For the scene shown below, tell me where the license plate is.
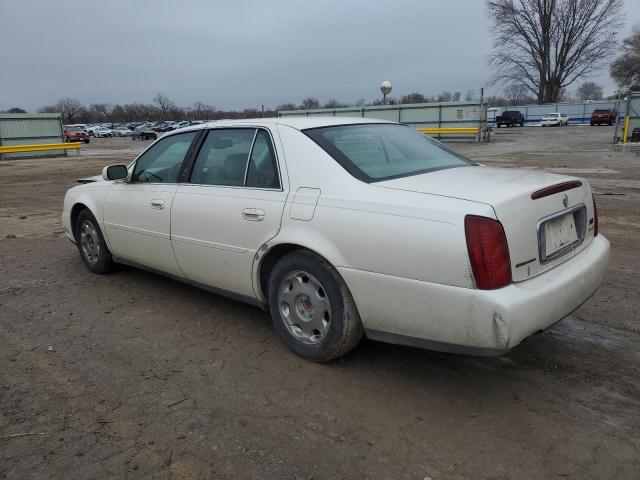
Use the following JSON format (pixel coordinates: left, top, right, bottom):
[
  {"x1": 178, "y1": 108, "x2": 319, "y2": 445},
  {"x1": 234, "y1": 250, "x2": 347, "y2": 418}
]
[{"x1": 544, "y1": 213, "x2": 578, "y2": 256}]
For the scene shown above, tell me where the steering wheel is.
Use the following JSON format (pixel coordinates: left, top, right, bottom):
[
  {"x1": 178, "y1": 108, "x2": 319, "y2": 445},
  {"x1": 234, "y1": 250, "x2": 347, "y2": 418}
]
[{"x1": 142, "y1": 171, "x2": 163, "y2": 182}]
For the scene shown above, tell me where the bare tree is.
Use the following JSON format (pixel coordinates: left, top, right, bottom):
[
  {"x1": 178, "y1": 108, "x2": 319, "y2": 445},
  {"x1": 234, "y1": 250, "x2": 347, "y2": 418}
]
[
  {"x1": 300, "y1": 97, "x2": 320, "y2": 109},
  {"x1": 504, "y1": 83, "x2": 528, "y2": 105},
  {"x1": 400, "y1": 93, "x2": 427, "y2": 104},
  {"x1": 451, "y1": 91, "x2": 462, "y2": 101},
  {"x1": 437, "y1": 91, "x2": 452, "y2": 102},
  {"x1": 576, "y1": 81, "x2": 604, "y2": 100},
  {"x1": 153, "y1": 93, "x2": 175, "y2": 119},
  {"x1": 38, "y1": 98, "x2": 85, "y2": 122},
  {"x1": 610, "y1": 26, "x2": 640, "y2": 87},
  {"x1": 323, "y1": 99, "x2": 347, "y2": 108},
  {"x1": 464, "y1": 89, "x2": 476, "y2": 101},
  {"x1": 189, "y1": 102, "x2": 216, "y2": 120},
  {"x1": 487, "y1": 0, "x2": 623, "y2": 104},
  {"x1": 487, "y1": 95, "x2": 509, "y2": 107},
  {"x1": 89, "y1": 103, "x2": 113, "y2": 122},
  {"x1": 276, "y1": 103, "x2": 297, "y2": 112}
]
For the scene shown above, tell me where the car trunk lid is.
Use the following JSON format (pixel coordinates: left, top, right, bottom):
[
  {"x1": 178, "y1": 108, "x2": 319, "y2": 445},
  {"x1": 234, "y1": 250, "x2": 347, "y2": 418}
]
[{"x1": 376, "y1": 165, "x2": 596, "y2": 282}]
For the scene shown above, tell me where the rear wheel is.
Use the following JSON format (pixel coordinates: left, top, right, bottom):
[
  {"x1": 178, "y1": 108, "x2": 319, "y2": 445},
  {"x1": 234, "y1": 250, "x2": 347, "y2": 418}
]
[
  {"x1": 268, "y1": 250, "x2": 363, "y2": 362},
  {"x1": 75, "y1": 210, "x2": 116, "y2": 274}
]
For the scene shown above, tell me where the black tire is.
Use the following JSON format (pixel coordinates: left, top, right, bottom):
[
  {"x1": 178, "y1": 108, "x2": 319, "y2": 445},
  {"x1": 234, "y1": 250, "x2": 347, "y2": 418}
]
[
  {"x1": 84, "y1": 138, "x2": 90, "y2": 144},
  {"x1": 267, "y1": 250, "x2": 364, "y2": 362},
  {"x1": 74, "y1": 209, "x2": 116, "y2": 274}
]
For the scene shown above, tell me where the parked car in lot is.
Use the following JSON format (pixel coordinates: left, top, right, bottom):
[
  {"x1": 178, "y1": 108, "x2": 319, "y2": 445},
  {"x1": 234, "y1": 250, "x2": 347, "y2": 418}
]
[
  {"x1": 154, "y1": 122, "x2": 177, "y2": 132},
  {"x1": 93, "y1": 127, "x2": 114, "y2": 138},
  {"x1": 113, "y1": 126, "x2": 133, "y2": 137},
  {"x1": 540, "y1": 112, "x2": 569, "y2": 126},
  {"x1": 62, "y1": 117, "x2": 609, "y2": 361},
  {"x1": 86, "y1": 125, "x2": 105, "y2": 137},
  {"x1": 495, "y1": 110, "x2": 525, "y2": 127},
  {"x1": 131, "y1": 124, "x2": 158, "y2": 140},
  {"x1": 590, "y1": 109, "x2": 617, "y2": 126},
  {"x1": 63, "y1": 125, "x2": 90, "y2": 144}
]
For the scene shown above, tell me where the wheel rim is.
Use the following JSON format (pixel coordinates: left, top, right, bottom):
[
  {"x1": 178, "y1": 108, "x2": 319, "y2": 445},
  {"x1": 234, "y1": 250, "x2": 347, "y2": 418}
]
[
  {"x1": 79, "y1": 220, "x2": 100, "y2": 265},
  {"x1": 278, "y1": 270, "x2": 331, "y2": 345}
]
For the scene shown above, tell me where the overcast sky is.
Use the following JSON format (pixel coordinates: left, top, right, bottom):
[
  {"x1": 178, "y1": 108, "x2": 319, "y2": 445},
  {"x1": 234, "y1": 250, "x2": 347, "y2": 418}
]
[{"x1": 1, "y1": 0, "x2": 639, "y2": 111}]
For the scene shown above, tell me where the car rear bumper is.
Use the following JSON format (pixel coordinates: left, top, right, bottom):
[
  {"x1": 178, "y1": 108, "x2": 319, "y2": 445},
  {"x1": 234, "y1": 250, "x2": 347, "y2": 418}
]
[{"x1": 340, "y1": 235, "x2": 610, "y2": 355}]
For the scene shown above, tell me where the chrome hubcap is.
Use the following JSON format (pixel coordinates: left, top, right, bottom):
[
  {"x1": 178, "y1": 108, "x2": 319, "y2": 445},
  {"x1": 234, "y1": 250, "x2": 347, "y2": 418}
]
[
  {"x1": 79, "y1": 220, "x2": 100, "y2": 265},
  {"x1": 278, "y1": 271, "x2": 331, "y2": 345}
]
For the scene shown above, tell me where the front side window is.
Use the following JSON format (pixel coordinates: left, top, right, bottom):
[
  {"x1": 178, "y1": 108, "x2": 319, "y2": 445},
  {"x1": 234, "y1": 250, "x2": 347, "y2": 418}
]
[
  {"x1": 189, "y1": 128, "x2": 280, "y2": 188},
  {"x1": 131, "y1": 131, "x2": 198, "y2": 183},
  {"x1": 304, "y1": 123, "x2": 474, "y2": 183}
]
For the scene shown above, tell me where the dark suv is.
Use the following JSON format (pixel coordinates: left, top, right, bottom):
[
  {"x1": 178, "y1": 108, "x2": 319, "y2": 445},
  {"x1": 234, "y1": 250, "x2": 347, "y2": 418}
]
[
  {"x1": 590, "y1": 109, "x2": 617, "y2": 126},
  {"x1": 495, "y1": 110, "x2": 525, "y2": 127}
]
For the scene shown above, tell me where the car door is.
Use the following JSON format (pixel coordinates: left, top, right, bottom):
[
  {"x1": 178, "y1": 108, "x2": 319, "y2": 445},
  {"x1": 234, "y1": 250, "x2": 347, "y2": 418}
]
[
  {"x1": 103, "y1": 130, "x2": 200, "y2": 276},
  {"x1": 171, "y1": 127, "x2": 288, "y2": 297}
]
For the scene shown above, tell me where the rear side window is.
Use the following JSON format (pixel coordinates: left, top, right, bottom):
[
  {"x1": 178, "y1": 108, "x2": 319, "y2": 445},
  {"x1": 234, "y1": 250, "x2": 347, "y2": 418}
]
[
  {"x1": 189, "y1": 128, "x2": 280, "y2": 188},
  {"x1": 304, "y1": 123, "x2": 473, "y2": 183},
  {"x1": 246, "y1": 130, "x2": 280, "y2": 188}
]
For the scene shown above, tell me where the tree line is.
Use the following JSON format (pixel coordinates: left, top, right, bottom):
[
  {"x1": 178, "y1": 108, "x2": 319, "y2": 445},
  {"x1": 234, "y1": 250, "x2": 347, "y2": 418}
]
[
  {"x1": 1, "y1": 90, "x2": 474, "y2": 124},
  {"x1": 0, "y1": 77, "x2": 625, "y2": 124}
]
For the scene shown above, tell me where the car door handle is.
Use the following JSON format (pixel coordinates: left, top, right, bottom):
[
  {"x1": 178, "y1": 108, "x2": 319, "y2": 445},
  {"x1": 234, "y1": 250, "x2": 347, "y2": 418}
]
[
  {"x1": 242, "y1": 208, "x2": 265, "y2": 221},
  {"x1": 150, "y1": 199, "x2": 165, "y2": 210}
]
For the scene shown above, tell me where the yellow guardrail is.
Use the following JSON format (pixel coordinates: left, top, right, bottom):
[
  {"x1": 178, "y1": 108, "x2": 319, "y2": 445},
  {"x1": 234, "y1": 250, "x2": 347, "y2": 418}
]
[
  {"x1": 417, "y1": 128, "x2": 479, "y2": 135},
  {"x1": 0, "y1": 142, "x2": 82, "y2": 155}
]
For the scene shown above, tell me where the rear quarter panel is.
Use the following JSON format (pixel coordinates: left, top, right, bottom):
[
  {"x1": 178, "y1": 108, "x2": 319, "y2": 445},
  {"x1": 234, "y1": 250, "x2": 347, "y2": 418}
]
[{"x1": 272, "y1": 125, "x2": 494, "y2": 289}]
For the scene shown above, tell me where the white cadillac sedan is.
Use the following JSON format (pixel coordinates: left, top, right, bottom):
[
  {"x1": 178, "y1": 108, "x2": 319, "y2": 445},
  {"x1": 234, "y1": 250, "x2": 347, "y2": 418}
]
[{"x1": 62, "y1": 117, "x2": 609, "y2": 361}]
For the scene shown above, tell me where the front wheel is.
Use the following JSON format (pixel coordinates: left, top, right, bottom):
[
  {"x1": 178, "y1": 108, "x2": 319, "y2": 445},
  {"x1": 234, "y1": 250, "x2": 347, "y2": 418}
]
[
  {"x1": 75, "y1": 210, "x2": 116, "y2": 274},
  {"x1": 268, "y1": 250, "x2": 363, "y2": 362}
]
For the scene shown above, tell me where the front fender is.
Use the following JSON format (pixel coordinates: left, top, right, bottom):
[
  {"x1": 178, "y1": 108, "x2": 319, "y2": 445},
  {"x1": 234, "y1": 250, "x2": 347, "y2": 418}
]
[{"x1": 62, "y1": 183, "x2": 111, "y2": 246}]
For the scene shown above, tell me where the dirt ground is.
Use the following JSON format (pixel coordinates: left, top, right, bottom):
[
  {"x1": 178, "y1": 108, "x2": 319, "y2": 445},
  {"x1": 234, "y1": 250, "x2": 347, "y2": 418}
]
[{"x1": 1, "y1": 126, "x2": 639, "y2": 479}]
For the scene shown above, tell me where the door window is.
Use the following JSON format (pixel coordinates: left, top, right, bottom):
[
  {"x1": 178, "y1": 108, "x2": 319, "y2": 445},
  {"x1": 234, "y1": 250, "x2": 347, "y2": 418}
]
[
  {"x1": 189, "y1": 128, "x2": 280, "y2": 189},
  {"x1": 131, "y1": 131, "x2": 198, "y2": 183},
  {"x1": 189, "y1": 129, "x2": 255, "y2": 186}
]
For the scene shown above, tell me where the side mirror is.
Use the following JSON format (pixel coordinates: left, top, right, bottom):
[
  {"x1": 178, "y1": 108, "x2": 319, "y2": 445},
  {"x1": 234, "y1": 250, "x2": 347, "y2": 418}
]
[{"x1": 102, "y1": 164, "x2": 128, "y2": 181}]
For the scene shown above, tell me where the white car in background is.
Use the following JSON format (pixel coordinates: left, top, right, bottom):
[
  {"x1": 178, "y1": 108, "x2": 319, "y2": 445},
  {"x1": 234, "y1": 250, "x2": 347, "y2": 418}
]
[
  {"x1": 93, "y1": 127, "x2": 114, "y2": 138},
  {"x1": 541, "y1": 112, "x2": 569, "y2": 126},
  {"x1": 113, "y1": 126, "x2": 133, "y2": 137},
  {"x1": 62, "y1": 117, "x2": 609, "y2": 361}
]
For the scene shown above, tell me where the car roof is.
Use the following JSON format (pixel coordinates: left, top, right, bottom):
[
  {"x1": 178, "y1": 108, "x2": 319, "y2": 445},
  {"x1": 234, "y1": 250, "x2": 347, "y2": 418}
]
[{"x1": 172, "y1": 116, "x2": 394, "y2": 134}]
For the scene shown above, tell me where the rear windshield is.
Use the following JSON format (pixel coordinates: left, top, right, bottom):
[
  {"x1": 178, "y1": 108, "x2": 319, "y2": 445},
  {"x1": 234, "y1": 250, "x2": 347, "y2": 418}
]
[
  {"x1": 593, "y1": 109, "x2": 610, "y2": 114},
  {"x1": 303, "y1": 123, "x2": 474, "y2": 183},
  {"x1": 66, "y1": 126, "x2": 83, "y2": 131}
]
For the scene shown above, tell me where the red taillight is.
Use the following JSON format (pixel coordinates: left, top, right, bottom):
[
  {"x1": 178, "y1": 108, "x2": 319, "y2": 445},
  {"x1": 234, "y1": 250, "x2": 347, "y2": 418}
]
[
  {"x1": 465, "y1": 215, "x2": 512, "y2": 290},
  {"x1": 592, "y1": 194, "x2": 599, "y2": 236}
]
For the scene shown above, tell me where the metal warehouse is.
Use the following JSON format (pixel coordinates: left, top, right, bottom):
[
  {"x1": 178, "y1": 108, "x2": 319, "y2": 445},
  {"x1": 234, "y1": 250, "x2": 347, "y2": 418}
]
[{"x1": 0, "y1": 113, "x2": 65, "y2": 159}]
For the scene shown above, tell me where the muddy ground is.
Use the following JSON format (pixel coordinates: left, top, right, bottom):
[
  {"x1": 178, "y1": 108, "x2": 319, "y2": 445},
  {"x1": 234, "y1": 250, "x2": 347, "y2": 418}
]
[{"x1": 1, "y1": 126, "x2": 639, "y2": 479}]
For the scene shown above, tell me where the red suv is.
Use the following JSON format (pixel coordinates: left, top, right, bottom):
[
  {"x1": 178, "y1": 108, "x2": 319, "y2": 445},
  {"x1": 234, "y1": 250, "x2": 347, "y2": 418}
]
[
  {"x1": 590, "y1": 109, "x2": 617, "y2": 126},
  {"x1": 63, "y1": 125, "x2": 90, "y2": 143}
]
